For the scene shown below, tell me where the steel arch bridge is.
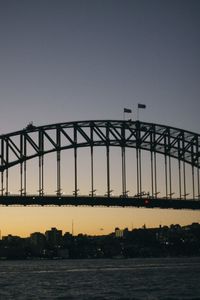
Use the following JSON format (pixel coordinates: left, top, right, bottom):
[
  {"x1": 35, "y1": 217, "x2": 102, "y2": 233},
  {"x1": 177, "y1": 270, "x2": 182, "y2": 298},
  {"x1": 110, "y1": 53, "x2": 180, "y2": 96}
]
[{"x1": 0, "y1": 120, "x2": 200, "y2": 209}]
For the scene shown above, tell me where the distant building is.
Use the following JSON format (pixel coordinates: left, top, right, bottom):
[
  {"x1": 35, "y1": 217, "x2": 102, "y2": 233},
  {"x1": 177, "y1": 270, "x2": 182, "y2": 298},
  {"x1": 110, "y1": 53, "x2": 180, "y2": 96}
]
[
  {"x1": 45, "y1": 227, "x2": 62, "y2": 247},
  {"x1": 115, "y1": 227, "x2": 124, "y2": 238},
  {"x1": 30, "y1": 232, "x2": 46, "y2": 248},
  {"x1": 2, "y1": 234, "x2": 20, "y2": 243}
]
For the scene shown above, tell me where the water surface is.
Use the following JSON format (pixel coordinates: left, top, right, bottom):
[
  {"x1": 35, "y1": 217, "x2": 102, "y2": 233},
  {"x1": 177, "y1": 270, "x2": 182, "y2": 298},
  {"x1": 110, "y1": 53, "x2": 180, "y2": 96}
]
[{"x1": 0, "y1": 257, "x2": 200, "y2": 299}]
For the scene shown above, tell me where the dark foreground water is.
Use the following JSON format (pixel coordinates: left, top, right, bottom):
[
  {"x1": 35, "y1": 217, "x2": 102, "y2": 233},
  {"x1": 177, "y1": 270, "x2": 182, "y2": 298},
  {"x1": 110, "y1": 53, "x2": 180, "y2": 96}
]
[{"x1": 0, "y1": 257, "x2": 200, "y2": 300}]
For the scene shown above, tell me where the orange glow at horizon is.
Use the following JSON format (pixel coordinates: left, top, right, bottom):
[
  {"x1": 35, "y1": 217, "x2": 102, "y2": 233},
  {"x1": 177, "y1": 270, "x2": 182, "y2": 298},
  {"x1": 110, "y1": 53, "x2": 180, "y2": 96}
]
[{"x1": 0, "y1": 206, "x2": 200, "y2": 238}]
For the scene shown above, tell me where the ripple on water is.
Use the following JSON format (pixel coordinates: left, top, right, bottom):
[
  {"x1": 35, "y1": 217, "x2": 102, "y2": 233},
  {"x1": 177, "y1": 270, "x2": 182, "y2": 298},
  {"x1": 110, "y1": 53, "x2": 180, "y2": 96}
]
[{"x1": 0, "y1": 258, "x2": 200, "y2": 299}]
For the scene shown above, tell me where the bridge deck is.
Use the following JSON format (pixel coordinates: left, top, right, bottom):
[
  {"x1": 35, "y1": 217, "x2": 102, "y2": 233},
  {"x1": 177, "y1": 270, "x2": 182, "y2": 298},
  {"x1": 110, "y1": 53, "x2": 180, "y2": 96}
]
[{"x1": 0, "y1": 195, "x2": 200, "y2": 210}]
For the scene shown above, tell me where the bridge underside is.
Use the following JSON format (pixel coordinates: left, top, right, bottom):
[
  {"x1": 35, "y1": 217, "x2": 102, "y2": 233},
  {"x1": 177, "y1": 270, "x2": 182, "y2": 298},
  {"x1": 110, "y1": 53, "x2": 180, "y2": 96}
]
[{"x1": 0, "y1": 195, "x2": 200, "y2": 210}]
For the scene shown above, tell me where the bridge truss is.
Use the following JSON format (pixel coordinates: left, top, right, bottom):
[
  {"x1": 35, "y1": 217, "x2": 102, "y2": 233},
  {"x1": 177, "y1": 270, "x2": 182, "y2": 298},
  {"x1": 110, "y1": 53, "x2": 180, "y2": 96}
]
[{"x1": 0, "y1": 120, "x2": 200, "y2": 209}]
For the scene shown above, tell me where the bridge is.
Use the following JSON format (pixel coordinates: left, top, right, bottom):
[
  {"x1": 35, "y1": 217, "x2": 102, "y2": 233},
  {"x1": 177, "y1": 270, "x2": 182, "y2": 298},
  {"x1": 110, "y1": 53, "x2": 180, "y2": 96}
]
[{"x1": 0, "y1": 120, "x2": 200, "y2": 209}]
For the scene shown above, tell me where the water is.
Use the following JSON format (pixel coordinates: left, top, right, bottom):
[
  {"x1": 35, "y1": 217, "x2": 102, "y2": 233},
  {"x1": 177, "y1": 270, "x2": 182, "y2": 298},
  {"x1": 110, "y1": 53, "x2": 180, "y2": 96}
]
[{"x1": 0, "y1": 257, "x2": 200, "y2": 299}]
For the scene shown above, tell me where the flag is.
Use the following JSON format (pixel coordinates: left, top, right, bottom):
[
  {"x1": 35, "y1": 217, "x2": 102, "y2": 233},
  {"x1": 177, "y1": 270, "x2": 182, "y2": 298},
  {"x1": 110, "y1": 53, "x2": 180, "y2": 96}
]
[
  {"x1": 138, "y1": 103, "x2": 146, "y2": 109},
  {"x1": 124, "y1": 108, "x2": 132, "y2": 113}
]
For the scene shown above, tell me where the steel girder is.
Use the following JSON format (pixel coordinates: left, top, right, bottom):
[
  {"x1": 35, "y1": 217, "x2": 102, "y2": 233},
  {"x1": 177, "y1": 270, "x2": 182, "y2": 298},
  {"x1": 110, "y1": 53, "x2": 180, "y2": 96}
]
[
  {"x1": 1, "y1": 195, "x2": 200, "y2": 209},
  {"x1": 0, "y1": 120, "x2": 199, "y2": 171}
]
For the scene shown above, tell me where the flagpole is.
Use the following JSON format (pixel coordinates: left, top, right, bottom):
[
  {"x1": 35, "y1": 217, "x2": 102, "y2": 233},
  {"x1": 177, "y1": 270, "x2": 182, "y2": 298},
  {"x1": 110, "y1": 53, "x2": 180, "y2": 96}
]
[
  {"x1": 123, "y1": 108, "x2": 132, "y2": 120},
  {"x1": 137, "y1": 103, "x2": 146, "y2": 120}
]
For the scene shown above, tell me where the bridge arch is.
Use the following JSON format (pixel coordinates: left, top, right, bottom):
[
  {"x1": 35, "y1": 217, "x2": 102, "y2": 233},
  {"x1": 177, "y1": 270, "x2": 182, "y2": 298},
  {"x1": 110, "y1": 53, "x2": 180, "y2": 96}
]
[{"x1": 0, "y1": 120, "x2": 200, "y2": 201}]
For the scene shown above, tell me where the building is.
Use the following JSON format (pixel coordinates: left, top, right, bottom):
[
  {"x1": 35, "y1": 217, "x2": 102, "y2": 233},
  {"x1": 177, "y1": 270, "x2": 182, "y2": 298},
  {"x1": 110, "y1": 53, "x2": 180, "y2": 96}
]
[
  {"x1": 30, "y1": 232, "x2": 46, "y2": 248},
  {"x1": 45, "y1": 227, "x2": 62, "y2": 247},
  {"x1": 115, "y1": 227, "x2": 124, "y2": 238}
]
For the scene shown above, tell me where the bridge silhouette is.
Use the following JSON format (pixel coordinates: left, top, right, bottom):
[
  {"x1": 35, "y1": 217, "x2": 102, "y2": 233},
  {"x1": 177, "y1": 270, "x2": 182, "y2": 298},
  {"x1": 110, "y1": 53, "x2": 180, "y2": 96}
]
[{"x1": 0, "y1": 120, "x2": 200, "y2": 209}]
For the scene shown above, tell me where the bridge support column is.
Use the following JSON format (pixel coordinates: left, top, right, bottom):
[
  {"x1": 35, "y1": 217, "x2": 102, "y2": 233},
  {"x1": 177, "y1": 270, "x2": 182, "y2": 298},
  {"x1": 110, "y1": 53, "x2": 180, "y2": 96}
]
[
  {"x1": 139, "y1": 149, "x2": 142, "y2": 196},
  {"x1": 24, "y1": 161, "x2": 27, "y2": 195},
  {"x1": 20, "y1": 163, "x2": 23, "y2": 195},
  {"x1": 169, "y1": 156, "x2": 172, "y2": 198},
  {"x1": 192, "y1": 165, "x2": 195, "y2": 199},
  {"x1": 5, "y1": 169, "x2": 8, "y2": 195},
  {"x1": 165, "y1": 155, "x2": 173, "y2": 199},
  {"x1": 19, "y1": 161, "x2": 26, "y2": 196},
  {"x1": 57, "y1": 151, "x2": 61, "y2": 196},
  {"x1": 23, "y1": 137, "x2": 27, "y2": 196},
  {"x1": 74, "y1": 147, "x2": 78, "y2": 197},
  {"x1": 39, "y1": 155, "x2": 44, "y2": 196},
  {"x1": 5, "y1": 141, "x2": 9, "y2": 195},
  {"x1": 154, "y1": 152, "x2": 157, "y2": 198},
  {"x1": 1, "y1": 171, "x2": 3, "y2": 196},
  {"x1": 150, "y1": 151, "x2": 154, "y2": 197},
  {"x1": 106, "y1": 145, "x2": 110, "y2": 197},
  {"x1": 121, "y1": 147, "x2": 126, "y2": 196},
  {"x1": 165, "y1": 155, "x2": 168, "y2": 198},
  {"x1": 136, "y1": 148, "x2": 142, "y2": 197},
  {"x1": 178, "y1": 159, "x2": 182, "y2": 199},
  {"x1": 183, "y1": 161, "x2": 186, "y2": 200},
  {"x1": 136, "y1": 148, "x2": 139, "y2": 196},
  {"x1": 197, "y1": 166, "x2": 200, "y2": 200},
  {"x1": 1, "y1": 139, "x2": 4, "y2": 195},
  {"x1": 90, "y1": 146, "x2": 94, "y2": 196},
  {"x1": 19, "y1": 134, "x2": 26, "y2": 196}
]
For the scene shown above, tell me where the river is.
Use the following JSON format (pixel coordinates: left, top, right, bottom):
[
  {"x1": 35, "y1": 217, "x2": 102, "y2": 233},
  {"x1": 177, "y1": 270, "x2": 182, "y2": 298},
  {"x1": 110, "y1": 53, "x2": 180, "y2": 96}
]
[{"x1": 0, "y1": 257, "x2": 200, "y2": 299}]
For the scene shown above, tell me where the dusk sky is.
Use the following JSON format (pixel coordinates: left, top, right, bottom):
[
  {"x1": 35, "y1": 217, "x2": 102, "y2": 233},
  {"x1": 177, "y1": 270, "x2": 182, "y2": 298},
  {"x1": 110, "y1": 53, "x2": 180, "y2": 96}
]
[{"x1": 0, "y1": 0, "x2": 200, "y2": 237}]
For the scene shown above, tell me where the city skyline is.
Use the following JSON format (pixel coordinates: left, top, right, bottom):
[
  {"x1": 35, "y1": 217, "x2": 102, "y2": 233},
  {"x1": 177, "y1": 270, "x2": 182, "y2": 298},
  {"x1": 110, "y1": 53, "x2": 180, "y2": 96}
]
[
  {"x1": 0, "y1": 0, "x2": 200, "y2": 236},
  {"x1": 2, "y1": 222, "x2": 200, "y2": 261},
  {"x1": 1, "y1": 221, "x2": 199, "y2": 238}
]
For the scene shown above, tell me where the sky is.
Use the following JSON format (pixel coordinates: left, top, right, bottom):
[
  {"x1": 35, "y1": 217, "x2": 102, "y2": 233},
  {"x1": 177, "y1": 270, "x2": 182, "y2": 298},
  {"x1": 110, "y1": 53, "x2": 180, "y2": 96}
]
[{"x1": 0, "y1": 0, "x2": 200, "y2": 237}]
